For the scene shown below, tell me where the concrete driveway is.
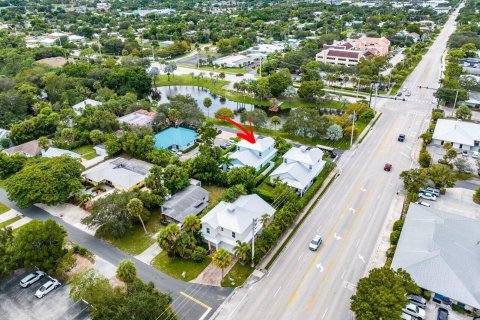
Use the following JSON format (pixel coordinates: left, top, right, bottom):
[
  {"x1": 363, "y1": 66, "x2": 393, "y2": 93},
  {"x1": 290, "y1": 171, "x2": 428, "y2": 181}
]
[
  {"x1": 427, "y1": 187, "x2": 480, "y2": 220},
  {"x1": 0, "y1": 270, "x2": 90, "y2": 320}
]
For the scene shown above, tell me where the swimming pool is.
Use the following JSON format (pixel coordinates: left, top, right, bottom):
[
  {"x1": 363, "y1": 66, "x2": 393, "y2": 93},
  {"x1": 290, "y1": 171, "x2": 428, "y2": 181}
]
[{"x1": 154, "y1": 127, "x2": 197, "y2": 151}]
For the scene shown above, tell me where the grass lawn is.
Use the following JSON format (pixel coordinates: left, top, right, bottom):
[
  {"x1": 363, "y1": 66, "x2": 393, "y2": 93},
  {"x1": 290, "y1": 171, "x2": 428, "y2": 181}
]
[
  {"x1": 0, "y1": 202, "x2": 9, "y2": 214},
  {"x1": 73, "y1": 145, "x2": 97, "y2": 160},
  {"x1": 281, "y1": 98, "x2": 343, "y2": 109},
  {"x1": 204, "y1": 184, "x2": 225, "y2": 205},
  {"x1": 0, "y1": 216, "x2": 21, "y2": 228},
  {"x1": 98, "y1": 213, "x2": 165, "y2": 255},
  {"x1": 221, "y1": 262, "x2": 254, "y2": 287},
  {"x1": 151, "y1": 251, "x2": 211, "y2": 281},
  {"x1": 179, "y1": 64, "x2": 248, "y2": 75}
]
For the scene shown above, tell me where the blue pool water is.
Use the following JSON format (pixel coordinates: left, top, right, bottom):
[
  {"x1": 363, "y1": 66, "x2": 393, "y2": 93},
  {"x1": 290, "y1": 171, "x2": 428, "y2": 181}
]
[{"x1": 154, "y1": 127, "x2": 197, "y2": 151}]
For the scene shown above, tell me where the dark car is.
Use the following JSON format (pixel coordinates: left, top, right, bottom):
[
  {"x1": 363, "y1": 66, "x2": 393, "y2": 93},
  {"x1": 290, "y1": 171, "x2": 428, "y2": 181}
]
[
  {"x1": 398, "y1": 134, "x2": 406, "y2": 142},
  {"x1": 437, "y1": 307, "x2": 449, "y2": 320},
  {"x1": 384, "y1": 163, "x2": 392, "y2": 172}
]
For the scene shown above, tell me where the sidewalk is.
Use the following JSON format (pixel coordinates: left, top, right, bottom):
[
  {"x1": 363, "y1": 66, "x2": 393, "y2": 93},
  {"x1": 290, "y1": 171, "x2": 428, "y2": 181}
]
[
  {"x1": 191, "y1": 259, "x2": 236, "y2": 286},
  {"x1": 135, "y1": 241, "x2": 162, "y2": 265}
]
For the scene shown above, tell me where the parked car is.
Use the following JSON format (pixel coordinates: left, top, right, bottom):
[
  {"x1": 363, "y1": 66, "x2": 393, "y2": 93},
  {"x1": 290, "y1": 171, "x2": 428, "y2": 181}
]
[
  {"x1": 415, "y1": 201, "x2": 430, "y2": 207},
  {"x1": 462, "y1": 150, "x2": 469, "y2": 157},
  {"x1": 384, "y1": 163, "x2": 392, "y2": 171},
  {"x1": 397, "y1": 92, "x2": 403, "y2": 97},
  {"x1": 309, "y1": 235, "x2": 323, "y2": 251},
  {"x1": 398, "y1": 134, "x2": 406, "y2": 142},
  {"x1": 464, "y1": 167, "x2": 473, "y2": 174},
  {"x1": 20, "y1": 271, "x2": 46, "y2": 288},
  {"x1": 408, "y1": 294, "x2": 427, "y2": 309},
  {"x1": 473, "y1": 151, "x2": 479, "y2": 159},
  {"x1": 437, "y1": 307, "x2": 449, "y2": 320},
  {"x1": 406, "y1": 91, "x2": 411, "y2": 97},
  {"x1": 418, "y1": 192, "x2": 437, "y2": 201},
  {"x1": 419, "y1": 187, "x2": 440, "y2": 196},
  {"x1": 403, "y1": 303, "x2": 426, "y2": 320},
  {"x1": 401, "y1": 313, "x2": 415, "y2": 320},
  {"x1": 220, "y1": 139, "x2": 235, "y2": 149},
  {"x1": 402, "y1": 87, "x2": 407, "y2": 92},
  {"x1": 35, "y1": 277, "x2": 61, "y2": 298}
]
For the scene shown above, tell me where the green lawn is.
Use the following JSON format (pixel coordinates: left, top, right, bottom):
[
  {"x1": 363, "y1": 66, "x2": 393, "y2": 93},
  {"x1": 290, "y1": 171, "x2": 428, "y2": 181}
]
[
  {"x1": 281, "y1": 98, "x2": 343, "y2": 109},
  {"x1": 221, "y1": 262, "x2": 254, "y2": 287},
  {"x1": 151, "y1": 251, "x2": 211, "y2": 281},
  {"x1": 179, "y1": 64, "x2": 249, "y2": 75},
  {"x1": 0, "y1": 216, "x2": 21, "y2": 228},
  {"x1": 73, "y1": 145, "x2": 97, "y2": 160},
  {"x1": 0, "y1": 202, "x2": 9, "y2": 214},
  {"x1": 98, "y1": 213, "x2": 165, "y2": 255}
]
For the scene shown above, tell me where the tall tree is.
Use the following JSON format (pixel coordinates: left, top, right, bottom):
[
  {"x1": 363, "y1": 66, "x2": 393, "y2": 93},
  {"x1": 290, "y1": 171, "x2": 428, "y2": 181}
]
[
  {"x1": 233, "y1": 240, "x2": 251, "y2": 265},
  {"x1": 183, "y1": 215, "x2": 201, "y2": 234},
  {"x1": 157, "y1": 224, "x2": 181, "y2": 257},
  {"x1": 270, "y1": 116, "x2": 281, "y2": 133},
  {"x1": 213, "y1": 248, "x2": 232, "y2": 279},
  {"x1": 127, "y1": 198, "x2": 147, "y2": 235},
  {"x1": 203, "y1": 97, "x2": 213, "y2": 118}
]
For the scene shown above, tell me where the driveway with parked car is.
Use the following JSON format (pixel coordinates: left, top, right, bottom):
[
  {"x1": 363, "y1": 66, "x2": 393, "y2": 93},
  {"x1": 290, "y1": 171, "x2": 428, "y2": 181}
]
[{"x1": 0, "y1": 270, "x2": 90, "y2": 320}]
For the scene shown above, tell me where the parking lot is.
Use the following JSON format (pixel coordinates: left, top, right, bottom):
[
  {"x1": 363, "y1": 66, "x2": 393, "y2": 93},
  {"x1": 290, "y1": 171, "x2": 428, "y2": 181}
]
[
  {"x1": 425, "y1": 302, "x2": 472, "y2": 320},
  {"x1": 427, "y1": 145, "x2": 478, "y2": 172},
  {"x1": 0, "y1": 269, "x2": 90, "y2": 320}
]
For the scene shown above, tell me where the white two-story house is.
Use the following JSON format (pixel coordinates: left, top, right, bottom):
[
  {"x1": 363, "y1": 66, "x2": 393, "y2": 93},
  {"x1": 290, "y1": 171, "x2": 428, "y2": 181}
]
[
  {"x1": 229, "y1": 136, "x2": 277, "y2": 171},
  {"x1": 201, "y1": 194, "x2": 276, "y2": 253},
  {"x1": 270, "y1": 146, "x2": 326, "y2": 196}
]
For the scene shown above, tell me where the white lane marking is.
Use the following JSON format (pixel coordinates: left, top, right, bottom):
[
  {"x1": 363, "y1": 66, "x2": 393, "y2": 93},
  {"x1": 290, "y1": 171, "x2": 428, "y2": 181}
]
[
  {"x1": 406, "y1": 145, "x2": 412, "y2": 150},
  {"x1": 355, "y1": 239, "x2": 360, "y2": 247},
  {"x1": 322, "y1": 308, "x2": 329, "y2": 319},
  {"x1": 334, "y1": 233, "x2": 342, "y2": 240},
  {"x1": 274, "y1": 286, "x2": 282, "y2": 297},
  {"x1": 297, "y1": 253, "x2": 304, "y2": 261},
  {"x1": 358, "y1": 254, "x2": 365, "y2": 263},
  {"x1": 341, "y1": 268, "x2": 347, "y2": 279},
  {"x1": 229, "y1": 291, "x2": 248, "y2": 318},
  {"x1": 343, "y1": 281, "x2": 356, "y2": 291},
  {"x1": 199, "y1": 308, "x2": 212, "y2": 320},
  {"x1": 316, "y1": 263, "x2": 324, "y2": 272},
  {"x1": 401, "y1": 152, "x2": 410, "y2": 159},
  {"x1": 360, "y1": 187, "x2": 367, "y2": 192},
  {"x1": 349, "y1": 208, "x2": 356, "y2": 213}
]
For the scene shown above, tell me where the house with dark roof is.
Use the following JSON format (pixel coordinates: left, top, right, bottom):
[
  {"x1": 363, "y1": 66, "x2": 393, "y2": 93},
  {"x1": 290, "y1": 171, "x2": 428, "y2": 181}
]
[
  {"x1": 3, "y1": 140, "x2": 41, "y2": 157},
  {"x1": 161, "y1": 182, "x2": 209, "y2": 223}
]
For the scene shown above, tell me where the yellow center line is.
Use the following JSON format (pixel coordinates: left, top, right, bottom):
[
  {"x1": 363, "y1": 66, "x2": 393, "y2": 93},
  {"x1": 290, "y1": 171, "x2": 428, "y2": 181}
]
[
  {"x1": 286, "y1": 178, "x2": 365, "y2": 306},
  {"x1": 373, "y1": 116, "x2": 402, "y2": 159},
  {"x1": 306, "y1": 186, "x2": 375, "y2": 310},
  {"x1": 180, "y1": 291, "x2": 210, "y2": 309}
]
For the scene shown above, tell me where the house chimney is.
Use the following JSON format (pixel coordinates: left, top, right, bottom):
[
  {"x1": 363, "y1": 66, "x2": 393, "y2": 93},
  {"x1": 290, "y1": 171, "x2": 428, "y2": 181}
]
[{"x1": 227, "y1": 204, "x2": 235, "y2": 213}]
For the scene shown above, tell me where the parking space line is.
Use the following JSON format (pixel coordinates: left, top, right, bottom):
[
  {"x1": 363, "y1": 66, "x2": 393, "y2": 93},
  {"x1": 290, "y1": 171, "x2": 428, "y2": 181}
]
[{"x1": 179, "y1": 291, "x2": 210, "y2": 309}]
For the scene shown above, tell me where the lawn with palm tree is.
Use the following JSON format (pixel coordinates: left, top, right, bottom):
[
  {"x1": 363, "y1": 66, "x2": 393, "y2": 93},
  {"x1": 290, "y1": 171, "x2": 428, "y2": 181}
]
[{"x1": 151, "y1": 251, "x2": 211, "y2": 281}]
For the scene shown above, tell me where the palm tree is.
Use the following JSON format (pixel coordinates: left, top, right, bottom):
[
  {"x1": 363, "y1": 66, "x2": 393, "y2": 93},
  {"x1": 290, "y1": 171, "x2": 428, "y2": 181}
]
[
  {"x1": 270, "y1": 116, "x2": 281, "y2": 133},
  {"x1": 213, "y1": 248, "x2": 232, "y2": 279},
  {"x1": 183, "y1": 215, "x2": 201, "y2": 234},
  {"x1": 127, "y1": 198, "x2": 147, "y2": 234},
  {"x1": 167, "y1": 108, "x2": 182, "y2": 126},
  {"x1": 78, "y1": 193, "x2": 94, "y2": 209},
  {"x1": 203, "y1": 97, "x2": 213, "y2": 117},
  {"x1": 219, "y1": 155, "x2": 234, "y2": 171},
  {"x1": 175, "y1": 232, "x2": 197, "y2": 258},
  {"x1": 157, "y1": 224, "x2": 181, "y2": 257},
  {"x1": 233, "y1": 240, "x2": 251, "y2": 265},
  {"x1": 149, "y1": 66, "x2": 160, "y2": 87}
]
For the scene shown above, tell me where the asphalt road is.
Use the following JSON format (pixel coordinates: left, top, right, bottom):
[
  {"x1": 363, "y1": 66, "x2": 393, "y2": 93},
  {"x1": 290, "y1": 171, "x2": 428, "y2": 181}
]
[
  {"x1": 0, "y1": 189, "x2": 232, "y2": 320},
  {"x1": 217, "y1": 5, "x2": 462, "y2": 320}
]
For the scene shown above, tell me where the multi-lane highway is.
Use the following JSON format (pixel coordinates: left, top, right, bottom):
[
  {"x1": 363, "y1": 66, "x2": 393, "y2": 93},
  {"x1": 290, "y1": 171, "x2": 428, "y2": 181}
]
[{"x1": 216, "y1": 5, "x2": 462, "y2": 320}]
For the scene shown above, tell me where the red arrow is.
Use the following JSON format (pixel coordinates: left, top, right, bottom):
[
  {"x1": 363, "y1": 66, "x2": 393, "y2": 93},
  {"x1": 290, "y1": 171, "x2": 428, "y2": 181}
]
[{"x1": 216, "y1": 116, "x2": 256, "y2": 144}]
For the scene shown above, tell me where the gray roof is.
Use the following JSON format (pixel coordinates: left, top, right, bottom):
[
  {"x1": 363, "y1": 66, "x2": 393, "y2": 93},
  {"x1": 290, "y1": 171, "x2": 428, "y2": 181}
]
[
  {"x1": 42, "y1": 147, "x2": 81, "y2": 159},
  {"x1": 3, "y1": 140, "x2": 41, "y2": 157},
  {"x1": 432, "y1": 119, "x2": 480, "y2": 147},
  {"x1": 161, "y1": 185, "x2": 209, "y2": 223},
  {"x1": 391, "y1": 203, "x2": 480, "y2": 308}
]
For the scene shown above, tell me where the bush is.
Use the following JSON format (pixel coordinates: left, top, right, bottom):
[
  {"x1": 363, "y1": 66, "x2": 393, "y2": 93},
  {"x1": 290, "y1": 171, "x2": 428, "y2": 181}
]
[
  {"x1": 474, "y1": 188, "x2": 480, "y2": 204},
  {"x1": 386, "y1": 247, "x2": 395, "y2": 258},
  {"x1": 418, "y1": 149, "x2": 432, "y2": 168},
  {"x1": 192, "y1": 247, "x2": 208, "y2": 262},
  {"x1": 116, "y1": 259, "x2": 137, "y2": 283},
  {"x1": 393, "y1": 219, "x2": 404, "y2": 232},
  {"x1": 72, "y1": 245, "x2": 88, "y2": 257},
  {"x1": 421, "y1": 290, "x2": 432, "y2": 301},
  {"x1": 390, "y1": 230, "x2": 401, "y2": 245},
  {"x1": 55, "y1": 250, "x2": 76, "y2": 278},
  {"x1": 359, "y1": 109, "x2": 375, "y2": 123}
]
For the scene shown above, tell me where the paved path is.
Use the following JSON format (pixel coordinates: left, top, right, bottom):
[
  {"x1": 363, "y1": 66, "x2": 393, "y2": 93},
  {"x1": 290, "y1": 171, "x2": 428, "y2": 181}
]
[
  {"x1": 9, "y1": 216, "x2": 31, "y2": 229},
  {"x1": 192, "y1": 260, "x2": 236, "y2": 287},
  {"x1": 0, "y1": 209, "x2": 21, "y2": 222},
  {"x1": 0, "y1": 189, "x2": 232, "y2": 320},
  {"x1": 135, "y1": 241, "x2": 162, "y2": 265}
]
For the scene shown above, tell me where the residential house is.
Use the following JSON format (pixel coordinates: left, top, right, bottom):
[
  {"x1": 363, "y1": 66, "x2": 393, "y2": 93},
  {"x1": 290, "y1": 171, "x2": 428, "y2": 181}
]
[
  {"x1": 201, "y1": 194, "x2": 276, "y2": 252},
  {"x1": 42, "y1": 147, "x2": 81, "y2": 159},
  {"x1": 3, "y1": 140, "x2": 41, "y2": 157},
  {"x1": 82, "y1": 157, "x2": 153, "y2": 191},
  {"x1": 270, "y1": 146, "x2": 326, "y2": 196},
  {"x1": 118, "y1": 109, "x2": 157, "y2": 127},
  {"x1": 72, "y1": 98, "x2": 102, "y2": 115},
  {"x1": 161, "y1": 181, "x2": 209, "y2": 223},
  {"x1": 432, "y1": 119, "x2": 480, "y2": 151},
  {"x1": 229, "y1": 136, "x2": 277, "y2": 171},
  {"x1": 392, "y1": 203, "x2": 480, "y2": 312}
]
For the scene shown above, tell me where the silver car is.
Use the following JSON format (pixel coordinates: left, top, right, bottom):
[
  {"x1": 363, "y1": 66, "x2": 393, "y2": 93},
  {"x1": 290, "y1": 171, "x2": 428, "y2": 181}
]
[
  {"x1": 20, "y1": 271, "x2": 46, "y2": 288},
  {"x1": 309, "y1": 235, "x2": 323, "y2": 251},
  {"x1": 418, "y1": 192, "x2": 436, "y2": 201},
  {"x1": 35, "y1": 277, "x2": 61, "y2": 299}
]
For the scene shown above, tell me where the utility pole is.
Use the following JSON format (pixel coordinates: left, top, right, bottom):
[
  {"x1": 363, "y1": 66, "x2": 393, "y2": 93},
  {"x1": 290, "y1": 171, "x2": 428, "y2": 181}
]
[
  {"x1": 368, "y1": 83, "x2": 374, "y2": 108},
  {"x1": 452, "y1": 89, "x2": 459, "y2": 116},
  {"x1": 251, "y1": 218, "x2": 257, "y2": 268},
  {"x1": 350, "y1": 110, "x2": 356, "y2": 147}
]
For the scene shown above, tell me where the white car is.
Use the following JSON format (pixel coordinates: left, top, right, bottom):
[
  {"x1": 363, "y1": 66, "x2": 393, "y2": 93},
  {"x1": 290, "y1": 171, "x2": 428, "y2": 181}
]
[
  {"x1": 401, "y1": 313, "x2": 414, "y2": 320},
  {"x1": 462, "y1": 150, "x2": 469, "y2": 157},
  {"x1": 418, "y1": 192, "x2": 436, "y2": 201},
  {"x1": 402, "y1": 87, "x2": 407, "y2": 92},
  {"x1": 473, "y1": 151, "x2": 479, "y2": 159},
  {"x1": 403, "y1": 303, "x2": 426, "y2": 320},
  {"x1": 19, "y1": 271, "x2": 46, "y2": 288},
  {"x1": 35, "y1": 277, "x2": 61, "y2": 299},
  {"x1": 415, "y1": 201, "x2": 430, "y2": 207},
  {"x1": 309, "y1": 235, "x2": 323, "y2": 251}
]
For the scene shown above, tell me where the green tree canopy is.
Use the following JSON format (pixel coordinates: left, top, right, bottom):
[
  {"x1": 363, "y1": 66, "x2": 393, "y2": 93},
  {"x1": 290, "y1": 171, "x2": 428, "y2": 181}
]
[{"x1": 116, "y1": 259, "x2": 137, "y2": 283}]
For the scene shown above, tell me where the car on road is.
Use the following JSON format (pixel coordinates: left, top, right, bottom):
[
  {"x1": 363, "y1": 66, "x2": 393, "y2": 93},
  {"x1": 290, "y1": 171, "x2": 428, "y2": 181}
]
[
  {"x1": 397, "y1": 92, "x2": 403, "y2": 97},
  {"x1": 398, "y1": 134, "x2": 406, "y2": 142},
  {"x1": 20, "y1": 271, "x2": 46, "y2": 288},
  {"x1": 35, "y1": 277, "x2": 61, "y2": 299},
  {"x1": 309, "y1": 235, "x2": 323, "y2": 251},
  {"x1": 384, "y1": 163, "x2": 392, "y2": 171},
  {"x1": 462, "y1": 150, "x2": 469, "y2": 157},
  {"x1": 437, "y1": 307, "x2": 449, "y2": 320},
  {"x1": 403, "y1": 303, "x2": 426, "y2": 320},
  {"x1": 415, "y1": 201, "x2": 430, "y2": 207},
  {"x1": 402, "y1": 87, "x2": 407, "y2": 92},
  {"x1": 418, "y1": 192, "x2": 436, "y2": 201},
  {"x1": 405, "y1": 91, "x2": 411, "y2": 97},
  {"x1": 473, "y1": 151, "x2": 479, "y2": 159},
  {"x1": 408, "y1": 294, "x2": 427, "y2": 309},
  {"x1": 419, "y1": 187, "x2": 440, "y2": 196}
]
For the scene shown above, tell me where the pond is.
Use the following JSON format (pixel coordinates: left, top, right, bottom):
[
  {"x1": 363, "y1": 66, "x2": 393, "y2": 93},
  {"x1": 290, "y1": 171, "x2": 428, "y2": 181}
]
[{"x1": 154, "y1": 85, "x2": 287, "y2": 124}]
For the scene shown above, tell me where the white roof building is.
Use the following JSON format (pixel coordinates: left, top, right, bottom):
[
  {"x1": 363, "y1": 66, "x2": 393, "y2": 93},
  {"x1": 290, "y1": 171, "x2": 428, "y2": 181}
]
[
  {"x1": 230, "y1": 136, "x2": 277, "y2": 171},
  {"x1": 42, "y1": 147, "x2": 81, "y2": 159},
  {"x1": 270, "y1": 146, "x2": 326, "y2": 195},
  {"x1": 213, "y1": 55, "x2": 255, "y2": 68},
  {"x1": 201, "y1": 194, "x2": 276, "y2": 252},
  {"x1": 246, "y1": 43, "x2": 285, "y2": 55},
  {"x1": 432, "y1": 119, "x2": 480, "y2": 151},
  {"x1": 72, "y1": 99, "x2": 102, "y2": 115}
]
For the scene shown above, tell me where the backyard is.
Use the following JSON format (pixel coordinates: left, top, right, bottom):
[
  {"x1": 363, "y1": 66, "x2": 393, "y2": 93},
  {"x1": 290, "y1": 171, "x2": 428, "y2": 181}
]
[
  {"x1": 151, "y1": 251, "x2": 211, "y2": 281},
  {"x1": 73, "y1": 145, "x2": 97, "y2": 160}
]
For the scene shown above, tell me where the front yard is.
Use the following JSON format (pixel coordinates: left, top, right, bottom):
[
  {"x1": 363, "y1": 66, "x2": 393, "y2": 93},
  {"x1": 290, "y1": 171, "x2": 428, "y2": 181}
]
[
  {"x1": 0, "y1": 202, "x2": 9, "y2": 214},
  {"x1": 97, "y1": 212, "x2": 165, "y2": 255},
  {"x1": 151, "y1": 251, "x2": 211, "y2": 281},
  {"x1": 221, "y1": 262, "x2": 254, "y2": 287}
]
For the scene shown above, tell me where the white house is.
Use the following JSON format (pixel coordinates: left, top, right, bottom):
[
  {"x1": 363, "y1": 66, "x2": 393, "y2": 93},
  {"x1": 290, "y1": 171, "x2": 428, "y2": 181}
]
[
  {"x1": 229, "y1": 136, "x2": 277, "y2": 171},
  {"x1": 201, "y1": 194, "x2": 276, "y2": 252},
  {"x1": 432, "y1": 119, "x2": 480, "y2": 151},
  {"x1": 213, "y1": 55, "x2": 255, "y2": 68},
  {"x1": 42, "y1": 147, "x2": 81, "y2": 159},
  {"x1": 72, "y1": 99, "x2": 102, "y2": 115},
  {"x1": 270, "y1": 146, "x2": 326, "y2": 196}
]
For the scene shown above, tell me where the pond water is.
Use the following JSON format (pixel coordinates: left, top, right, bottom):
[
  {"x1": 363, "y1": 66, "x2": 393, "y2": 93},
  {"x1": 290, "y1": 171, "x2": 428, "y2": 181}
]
[{"x1": 154, "y1": 85, "x2": 287, "y2": 124}]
